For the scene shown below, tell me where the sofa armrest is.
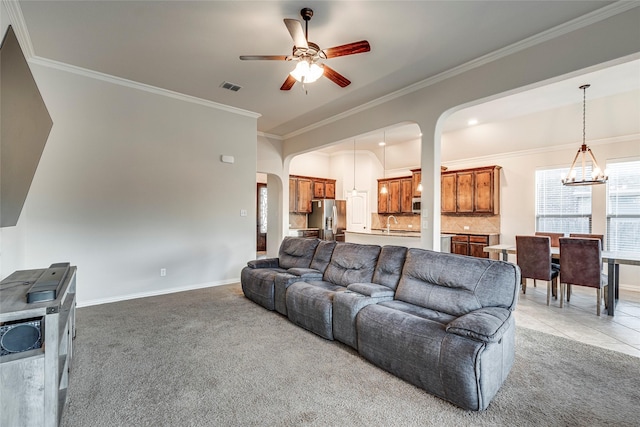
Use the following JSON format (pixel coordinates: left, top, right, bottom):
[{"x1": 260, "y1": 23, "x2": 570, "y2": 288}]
[
  {"x1": 286, "y1": 267, "x2": 324, "y2": 279},
  {"x1": 445, "y1": 307, "x2": 512, "y2": 343},
  {"x1": 347, "y1": 283, "x2": 395, "y2": 298},
  {"x1": 247, "y1": 258, "x2": 279, "y2": 269}
]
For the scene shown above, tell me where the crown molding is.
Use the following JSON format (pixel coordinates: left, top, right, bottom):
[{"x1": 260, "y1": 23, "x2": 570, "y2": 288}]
[
  {"x1": 27, "y1": 56, "x2": 261, "y2": 118},
  {"x1": 257, "y1": 131, "x2": 284, "y2": 141},
  {"x1": 283, "y1": 1, "x2": 640, "y2": 140},
  {"x1": 3, "y1": 0, "x2": 34, "y2": 57}
]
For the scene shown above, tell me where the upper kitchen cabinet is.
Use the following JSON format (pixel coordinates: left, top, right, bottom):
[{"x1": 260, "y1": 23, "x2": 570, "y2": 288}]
[
  {"x1": 411, "y1": 169, "x2": 422, "y2": 197},
  {"x1": 378, "y1": 177, "x2": 412, "y2": 214},
  {"x1": 312, "y1": 178, "x2": 337, "y2": 199},
  {"x1": 289, "y1": 176, "x2": 313, "y2": 213},
  {"x1": 441, "y1": 166, "x2": 501, "y2": 215}
]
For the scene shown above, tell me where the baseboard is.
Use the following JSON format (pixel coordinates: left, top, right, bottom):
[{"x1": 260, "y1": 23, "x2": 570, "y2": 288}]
[{"x1": 77, "y1": 278, "x2": 239, "y2": 308}]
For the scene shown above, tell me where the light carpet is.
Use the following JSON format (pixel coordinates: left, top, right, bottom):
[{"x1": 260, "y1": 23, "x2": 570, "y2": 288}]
[{"x1": 61, "y1": 284, "x2": 640, "y2": 426}]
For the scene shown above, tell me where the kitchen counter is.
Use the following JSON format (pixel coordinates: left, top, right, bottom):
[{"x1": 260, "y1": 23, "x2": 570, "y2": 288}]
[
  {"x1": 288, "y1": 228, "x2": 320, "y2": 237},
  {"x1": 345, "y1": 230, "x2": 453, "y2": 252},
  {"x1": 442, "y1": 231, "x2": 500, "y2": 236}
]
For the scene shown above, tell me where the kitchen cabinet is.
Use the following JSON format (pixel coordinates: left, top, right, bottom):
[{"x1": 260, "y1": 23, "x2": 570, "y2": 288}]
[
  {"x1": 451, "y1": 234, "x2": 499, "y2": 259},
  {"x1": 312, "y1": 178, "x2": 337, "y2": 200},
  {"x1": 441, "y1": 166, "x2": 501, "y2": 215},
  {"x1": 378, "y1": 178, "x2": 407, "y2": 214},
  {"x1": 411, "y1": 169, "x2": 422, "y2": 197},
  {"x1": 400, "y1": 178, "x2": 413, "y2": 213},
  {"x1": 289, "y1": 176, "x2": 312, "y2": 213}
]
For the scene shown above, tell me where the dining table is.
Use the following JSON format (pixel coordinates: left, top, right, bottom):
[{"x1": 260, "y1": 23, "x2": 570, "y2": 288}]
[{"x1": 484, "y1": 244, "x2": 640, "y2": 316}]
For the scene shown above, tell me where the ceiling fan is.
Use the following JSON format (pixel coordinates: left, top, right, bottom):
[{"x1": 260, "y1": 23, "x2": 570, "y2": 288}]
[{"x1": 239, "y1": 7, "x2": 370, "y2": 91}]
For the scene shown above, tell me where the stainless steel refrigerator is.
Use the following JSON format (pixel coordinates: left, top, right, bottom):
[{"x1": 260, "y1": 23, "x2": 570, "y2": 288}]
[{"x1": 308, "y1": 199, "x2": 346, "y2": 241}]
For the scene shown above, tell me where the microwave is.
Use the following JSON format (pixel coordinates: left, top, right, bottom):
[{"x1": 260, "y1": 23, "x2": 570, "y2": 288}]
[{"x1": 412, "y1": 197, "x2": 421, "y2": 214}]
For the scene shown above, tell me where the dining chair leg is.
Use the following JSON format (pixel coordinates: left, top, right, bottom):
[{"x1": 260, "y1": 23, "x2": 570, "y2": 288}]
[
  {"x1": 596, "y1": 288, "x2": 602, "y2": 316},
  {"x1": 559, "y1": 282, "x2": 564, "y2": 308},
  {"x1": 546, "y1": 281, "x2": 550, "y2": 306},
  {"x1": 566, "y1": 284, "x2": 571, "y2": 302},
  {"x1": 521, "y1": 277, "x2": 527, "y2": 294}
]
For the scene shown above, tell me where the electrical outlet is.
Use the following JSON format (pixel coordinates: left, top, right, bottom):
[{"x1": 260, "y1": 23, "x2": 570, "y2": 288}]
[
  {"x1": 240, "y1": 209, "x2": 247, "y2": 217},
  {"x1": 464, "y1": 225, "x2": 470, "y2": 230},
  {"x1": 407, "y1": 224, "x2": 413, "y2": 228},
  {"x1": 160, "y1": 268, "x2": 166, "y2": 277}
]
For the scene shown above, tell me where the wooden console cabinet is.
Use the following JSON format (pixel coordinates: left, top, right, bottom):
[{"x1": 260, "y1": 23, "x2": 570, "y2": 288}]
[{"x1": 0, "y1": 266, "x2": 77, "y2": 427}]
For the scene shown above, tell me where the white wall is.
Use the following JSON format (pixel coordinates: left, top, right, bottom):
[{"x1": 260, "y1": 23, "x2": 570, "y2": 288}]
[{"x1": 1, "y1": 36, "x2": 258, "y2": 305}]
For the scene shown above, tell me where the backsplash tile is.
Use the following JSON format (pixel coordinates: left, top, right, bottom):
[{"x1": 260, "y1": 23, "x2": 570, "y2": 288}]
[
  {"x1": 372, "y1": 214, "x2": 421, "y2": 231},
  {"x1": 289, "y1": 213, "x2": 307, "y2": 229},
  {"x1": 441, "y1": 215, "x2": 501, "y2": 234}
]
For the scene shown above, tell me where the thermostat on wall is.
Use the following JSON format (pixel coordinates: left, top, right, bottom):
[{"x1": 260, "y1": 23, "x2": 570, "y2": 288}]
[{"x1": 221, "y1": 155, "x2": 235, "y2": 164}]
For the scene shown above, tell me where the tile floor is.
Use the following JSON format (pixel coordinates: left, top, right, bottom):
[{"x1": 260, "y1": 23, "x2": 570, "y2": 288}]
[{"x1": 514, "y1": 282, "x2": 640, "y2": 358}]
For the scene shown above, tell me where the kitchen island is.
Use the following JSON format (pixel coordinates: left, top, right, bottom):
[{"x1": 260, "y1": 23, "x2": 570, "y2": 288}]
[{"x1": 345, "y1": 230, "x2": 453, "y2": 252}]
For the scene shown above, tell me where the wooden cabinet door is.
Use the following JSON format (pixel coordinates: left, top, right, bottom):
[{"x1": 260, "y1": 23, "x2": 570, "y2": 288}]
[
  {"x1": 400, "y1": 178, "x2": 413, "y2": 213},
  {"x1": 412, "y1": 171, "x2": 422, "y2": 197},
  {"x1": 456, "y1": 171, "x2": 474, "y2": 213},
  {"x1": 451, "y1": 235, "x2": 469, "y2": 256},
  {"x1": 378, "y1": 181, "x2": 389, "y2": 213},
  {"x1": 297, "y1": 179, "x2": 313, "y2": 213},
  {"x1": 325, "y1": 181, "x2": 335, "y2": 199},
  {"x1": 289, "y1": 178, "x2": 297, "y2": 212},
  {"x1": 469, "y1": 235, "x2": 490, "y2": 258},
  {"x1": 474, "y1": 169, "x2": 494, "y2": 213},
  {"x1": 441, "y1": 173, "x2": 457, "y2": 214},
  {"x1": 388, "y1": 180, "x2": 401, "y2": 213},
  {"x1": 313, "y1": 180, "x2": 325, "y2": 199}
]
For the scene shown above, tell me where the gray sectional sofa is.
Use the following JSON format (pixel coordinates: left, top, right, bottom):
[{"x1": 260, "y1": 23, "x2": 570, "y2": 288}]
[{"x1": 241, "y1": 237, "x2": 520, "y2": 411}]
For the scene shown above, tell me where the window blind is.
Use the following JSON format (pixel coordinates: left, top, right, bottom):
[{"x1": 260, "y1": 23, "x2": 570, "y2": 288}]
[
  {"x1": 606, "y1": 159, "x2": 640, "y2": 252},
  {"x1": 535, "y1": 167, "x2": 592, "y2": 234}
]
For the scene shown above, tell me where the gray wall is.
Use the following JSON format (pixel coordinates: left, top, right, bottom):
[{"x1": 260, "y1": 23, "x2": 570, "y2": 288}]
[{"x1": 1, "y1": 5, "x2": 259, "y2": 304}]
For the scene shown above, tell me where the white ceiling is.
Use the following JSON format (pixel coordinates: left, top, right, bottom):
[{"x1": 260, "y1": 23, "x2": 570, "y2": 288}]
[{"x1": 16, "y1": 0, "x2": 628, "y2": 138}]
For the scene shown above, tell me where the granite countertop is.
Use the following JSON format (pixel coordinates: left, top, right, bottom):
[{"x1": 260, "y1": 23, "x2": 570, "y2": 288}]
[
  {"x1": 442, "y1": 231, "x2": 500, "y2": 236},
  {"x1": 347, "y1": 229, "x2": 421, "y2": 238}
]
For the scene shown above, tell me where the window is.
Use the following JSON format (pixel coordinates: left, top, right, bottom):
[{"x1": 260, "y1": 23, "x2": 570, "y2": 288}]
[
  {"x1": 606, "y1": 159, "x2": 640, "y2": 252},
  {"x1": 535, "y1": 167, "x2": 592, "y2": 234}
]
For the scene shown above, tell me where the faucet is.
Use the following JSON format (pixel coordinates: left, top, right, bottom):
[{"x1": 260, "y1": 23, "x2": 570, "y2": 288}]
[{"x1": 386, "y1": 215, "x2": 398, "y2": 233}]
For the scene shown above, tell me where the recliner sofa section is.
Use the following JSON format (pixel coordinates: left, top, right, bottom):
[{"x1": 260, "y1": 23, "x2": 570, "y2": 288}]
[
  {"x1": 356, "y1": 248, "x2": 520, "y2": 410},
  {"x1": 285, "y1": 242, "x2": 382, "y2": 340},
  {"x1": 241, "y1": 238, "x2": 521, "y2": 411},
  {"x1": 241, "y1": 237, "x2": 332, "y2": 311}
]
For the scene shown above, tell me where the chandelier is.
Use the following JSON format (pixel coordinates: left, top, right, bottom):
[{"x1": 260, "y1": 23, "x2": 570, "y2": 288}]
[{"x1": 561, "y1": 84, "x2": 608, "y2": 186}]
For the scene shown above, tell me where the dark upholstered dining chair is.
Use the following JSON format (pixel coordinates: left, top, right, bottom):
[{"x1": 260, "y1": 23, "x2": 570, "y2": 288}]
[
  {"x1": 569, "y1": 233, "x2": 604, "y2": 246},
  {"x1": 516, "y1": 235, "x2": 559, "y2": 305},
  {"x1": 559, "y1": 237, "x2": 608, "y2": 316},
  {"x1": 534, "y1": 232, "x2": 564, "y2": 247}
]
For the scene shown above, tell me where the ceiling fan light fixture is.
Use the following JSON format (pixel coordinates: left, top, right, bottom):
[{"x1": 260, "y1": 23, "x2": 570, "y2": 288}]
[{"x1": 290, "y1": 60, "x2": 324, "y2": 83}]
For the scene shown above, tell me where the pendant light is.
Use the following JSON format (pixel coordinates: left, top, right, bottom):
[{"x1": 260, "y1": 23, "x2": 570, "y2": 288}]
[
  {"x1": 380, "y1": 132, "x2": 388, "y2": 194},
  {"x1": 351, "y1": 139, "x2": 358, "y2": 196},
  {"x1": 561, "y1": 84, "x2": 608, "y2": 186}
]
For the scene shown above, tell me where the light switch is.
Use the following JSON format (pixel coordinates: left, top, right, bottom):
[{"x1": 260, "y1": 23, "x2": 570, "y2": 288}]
[{"x1": 240, "y1": 209, "x2": 247, "y2": 217}]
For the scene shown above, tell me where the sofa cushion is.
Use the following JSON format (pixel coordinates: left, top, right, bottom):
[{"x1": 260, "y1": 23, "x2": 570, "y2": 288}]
[
  {"x1": 395, "y1": 248, "x2": 520, "y2": 316},
  {"x1": 246, "y1": 258, "x2": 279, "y2": 269},
  {"x1": 309, "y1": 240, "x2": 337, "y2": 273},
  {"x1": 323, "y1": 243, "x2": 381, "y2": 287},
  {"x1": 371, "y1": 245, "x2": 407, "y2": 290},
  {"x1": 376, "y1": 300, "x2": 457, "y2": 325},
  {"x1": 346, "y1": 283, "x2": 395, "y2": 298},
  {"x1": 278, "y1": 237, "x2": 321, "y2": 269}
]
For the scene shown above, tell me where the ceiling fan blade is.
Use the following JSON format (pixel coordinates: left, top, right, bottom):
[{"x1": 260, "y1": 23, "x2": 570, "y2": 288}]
[
  {"x1": 284, "y1": 19, "x2": 308, "y2": 49},
  {"x1": 239, "y1": 55, "x2": 288, "y2": 61},
  {"x1": 280, "y1": 74, "x2": 297, "y2": 91},
  {"x1": 322, "y1": 65, "x2": 351, "y2": 88},
  {"x1": 324, "y1": 40, "x2": 371, "y2": 58}
]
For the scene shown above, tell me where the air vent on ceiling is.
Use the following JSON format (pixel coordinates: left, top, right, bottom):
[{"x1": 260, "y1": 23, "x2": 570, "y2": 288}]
[{"x1": 220, "y1": 81, "x2": 242, "y2": 92}]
